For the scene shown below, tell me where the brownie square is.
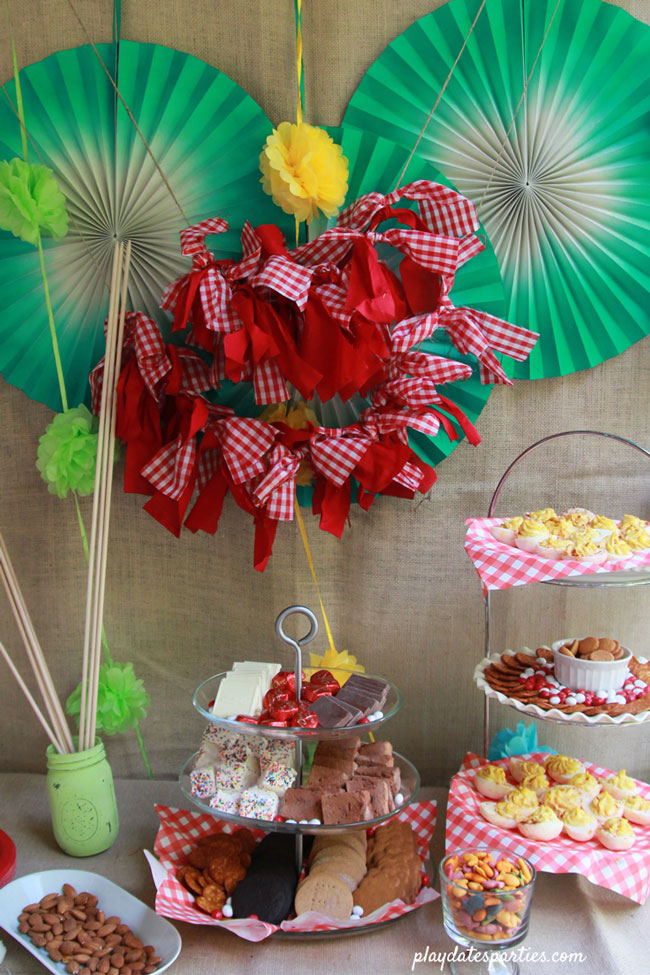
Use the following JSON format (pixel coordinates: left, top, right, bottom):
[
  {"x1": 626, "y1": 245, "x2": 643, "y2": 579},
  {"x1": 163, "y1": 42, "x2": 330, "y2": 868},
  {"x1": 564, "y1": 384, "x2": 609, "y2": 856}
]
[
  {"x1": 357, "y1": 763, "x2": 401, "y2": 796},
  {"x1": 346, "y1": 775, "x2": 393, "y2": 817},
  {"x1": 281, "y1": 787, "x2": 323, "y2": 821},
  {"x1": 321, "y1": 790, "x2": 373, "y2": 825},
  {"x1": 306, "y1": 765, "x2": 349, "y2": 790}
]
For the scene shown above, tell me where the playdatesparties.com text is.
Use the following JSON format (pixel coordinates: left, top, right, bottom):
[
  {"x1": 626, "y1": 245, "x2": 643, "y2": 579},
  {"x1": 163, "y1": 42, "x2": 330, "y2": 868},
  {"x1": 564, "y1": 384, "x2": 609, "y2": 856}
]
[{"x1": 412, "y1": 945, "x2": 586, "y2": 970}]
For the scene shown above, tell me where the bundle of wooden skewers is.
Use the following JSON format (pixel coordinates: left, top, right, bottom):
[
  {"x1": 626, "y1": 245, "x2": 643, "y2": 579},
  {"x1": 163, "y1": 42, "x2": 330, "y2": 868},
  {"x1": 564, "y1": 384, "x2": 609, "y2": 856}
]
[{"x1": 0, "y1": 240, "x2": 132, "y2": 755}]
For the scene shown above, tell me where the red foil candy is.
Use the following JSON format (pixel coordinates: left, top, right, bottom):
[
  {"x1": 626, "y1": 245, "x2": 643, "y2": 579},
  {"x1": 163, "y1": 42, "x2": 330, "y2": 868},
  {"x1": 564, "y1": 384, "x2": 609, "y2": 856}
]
[
  {"x1": 302, "y1": 684, "x2": 332, "y2": 703},
  {"x1": 310, "y1": 670, "x2": 336, "y2": 686},
  {"x1": 263, "y1": 688, "x2": 290, "y2": 710},
  {"x1": 259, "y1": 718, "x2": 289, "y2": 727},
  {"x1": 270, "y1": 697, "x2": 300, "y2": 721},
  {"x1": 235, "y1": 715, "x2": 260, "y2": 724},
  {"x1": 271, "y1": 670, "x2": 305, "y2": 694},
  {"x1": 291, "y1": 711, "x2": 318, "y2": 728}
]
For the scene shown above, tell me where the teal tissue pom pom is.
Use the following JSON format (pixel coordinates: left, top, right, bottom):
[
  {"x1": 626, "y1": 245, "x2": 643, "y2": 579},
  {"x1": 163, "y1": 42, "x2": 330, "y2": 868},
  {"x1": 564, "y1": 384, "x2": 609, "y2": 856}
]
[{"x1": 488, "y1": 721, "x2": 557, "y2": 761}]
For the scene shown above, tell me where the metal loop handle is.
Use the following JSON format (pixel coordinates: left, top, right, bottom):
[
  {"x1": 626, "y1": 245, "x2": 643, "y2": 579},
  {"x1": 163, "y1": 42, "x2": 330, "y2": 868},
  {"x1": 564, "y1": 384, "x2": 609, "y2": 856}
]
[
  {"x1": 275, "y1": 605, "x2": 319, "y2": 702},
  {"x1": 488, "y1": 430, "x2": 650, "y2": 516}
]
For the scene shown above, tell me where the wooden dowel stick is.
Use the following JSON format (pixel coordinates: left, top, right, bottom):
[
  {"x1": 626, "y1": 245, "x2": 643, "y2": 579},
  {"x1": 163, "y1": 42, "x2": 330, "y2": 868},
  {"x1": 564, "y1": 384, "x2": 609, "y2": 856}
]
[
  {"x1": 0, "y1": 539, "x2": 73, "y2": 752},
  {"x1": 87, "y1": 241, "x2": 132, "y2": 748},
  {"x1": 0, "y1": 640, "x2": 65, "y2": 753},
  {"x1": 79, "y1": 242, "x2": 123, "y2": 749}
]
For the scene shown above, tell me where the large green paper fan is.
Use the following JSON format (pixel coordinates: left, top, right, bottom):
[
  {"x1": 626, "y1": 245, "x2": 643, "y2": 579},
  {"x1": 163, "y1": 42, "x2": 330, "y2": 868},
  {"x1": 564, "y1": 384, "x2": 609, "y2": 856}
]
[
  {"x1": 0, "y1": 41, "x2": 292, "y2": 412},
  {"x1": 344, "y1": 0, "x2": 650, "y2": 379},
  {"x1": 215, "y1": 125, "x2": 507, "y2": 481}
]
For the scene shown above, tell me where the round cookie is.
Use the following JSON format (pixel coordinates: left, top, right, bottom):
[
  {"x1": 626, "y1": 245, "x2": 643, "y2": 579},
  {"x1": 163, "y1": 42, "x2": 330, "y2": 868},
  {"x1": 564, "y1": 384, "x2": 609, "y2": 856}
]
[
  {"x1": 294, "y1": 872, "x2": 354, "y2": 919},
  {"x1": 230, "y1": 865, "x2": 296, "y2": 924}
]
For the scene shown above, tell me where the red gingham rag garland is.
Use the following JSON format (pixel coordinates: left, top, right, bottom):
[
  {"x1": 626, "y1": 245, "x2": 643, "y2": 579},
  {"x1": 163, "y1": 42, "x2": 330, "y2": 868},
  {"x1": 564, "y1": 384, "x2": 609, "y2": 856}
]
[{"x1": 90, "y1": 181, "x2": 539, "y2": 569}]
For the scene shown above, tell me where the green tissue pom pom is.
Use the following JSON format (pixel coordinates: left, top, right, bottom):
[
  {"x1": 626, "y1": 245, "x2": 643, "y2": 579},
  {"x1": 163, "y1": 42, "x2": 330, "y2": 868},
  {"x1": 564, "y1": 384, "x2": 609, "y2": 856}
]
[
  {"x1": 0, "y1": 157, "x2": 69, "y2": 245},
  {"x1": 37, "y1": 405, "x2": 100, "y2": 499},
  {"x1": 66, "y1": 662, "x2": 151, "y2": 736}
]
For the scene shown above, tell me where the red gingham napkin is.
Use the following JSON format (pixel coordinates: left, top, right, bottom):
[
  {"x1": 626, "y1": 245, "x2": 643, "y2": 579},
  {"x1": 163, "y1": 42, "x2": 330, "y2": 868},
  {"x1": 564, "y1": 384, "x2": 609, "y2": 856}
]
[
  {"x1": 151, "y1": 801, "x2": 438, "y2": 941},
  {"x1": 445, "y1": 753, "x2": 650, "y2": 904},
  {"x1": 465, "y1": 517, "x2": 650, "y2": 592}
]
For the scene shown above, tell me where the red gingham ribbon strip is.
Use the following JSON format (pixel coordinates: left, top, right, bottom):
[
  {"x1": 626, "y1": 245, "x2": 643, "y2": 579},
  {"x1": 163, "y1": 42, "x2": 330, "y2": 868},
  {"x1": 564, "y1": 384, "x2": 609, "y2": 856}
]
[
  {"x1": 229, "y1": 222, "x2": 263, "y2": 280},
  {"x1": 140, "y1": 398, "x2": 209, "y2": 499},
  {"x1": 197, "y1": 267, "x2": 237, "y2": 333},
  {"x1": 179, "y1": 217, "x2": 229, "y2": 265},
  {"x1": 390, "y1": 313, "x2": 437, "y2": 353},
  {"x1": 220, "y1": 417, "x2": 277, "y2": 484},
  {"x1": 90, "y1": 311, "x2": 171, "y2": 413},
  {"x1": 310, "y1": 427, "x2": 372, "y2": 485},
  {"x1": 253, "y1": 357, "x2": 290, "y2": 405},
  {"x1": 251, "y1": 255, "x2": 313, "y2": 310},
  {"x1": 252, "y1": 444, "x2": 303, "y2": 520},
  {"x1": 447, "y1": 753, "x2": 650, "y2": 904},
  {"x1": 338, "y1": 180, "x2": 479, "y2": 239}
]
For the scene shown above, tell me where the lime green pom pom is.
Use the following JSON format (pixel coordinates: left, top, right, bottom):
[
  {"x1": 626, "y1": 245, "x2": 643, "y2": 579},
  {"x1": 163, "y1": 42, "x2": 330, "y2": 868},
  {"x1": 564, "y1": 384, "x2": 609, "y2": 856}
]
[
  {"x1": 37, "y1": 405, "x2": 99, "y2": 499},
  {"x1": 0, "y1": 158, "x2": 69, "y2": 245},
  {"x1": 66, "y1": 662, "x2": 151, "y2": 736}
]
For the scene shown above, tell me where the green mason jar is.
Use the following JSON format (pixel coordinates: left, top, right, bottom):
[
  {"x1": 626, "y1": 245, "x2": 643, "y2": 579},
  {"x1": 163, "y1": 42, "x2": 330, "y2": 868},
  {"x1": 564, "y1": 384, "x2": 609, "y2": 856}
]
[{"x1": 46, "y1": 739, "x2": 119, "y2": 856}]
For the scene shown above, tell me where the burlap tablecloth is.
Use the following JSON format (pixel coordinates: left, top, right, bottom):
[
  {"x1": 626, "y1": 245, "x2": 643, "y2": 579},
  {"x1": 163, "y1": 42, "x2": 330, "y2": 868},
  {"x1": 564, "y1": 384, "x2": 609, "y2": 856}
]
[{"x1": 0, "y1": 775, "x2": 647, "y2": 974}]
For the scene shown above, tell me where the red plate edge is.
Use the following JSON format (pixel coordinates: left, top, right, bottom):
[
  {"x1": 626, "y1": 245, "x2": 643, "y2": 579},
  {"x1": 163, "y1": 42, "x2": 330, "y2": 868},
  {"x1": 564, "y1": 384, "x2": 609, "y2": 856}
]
[{"x1": 0, "y1": 829, "x2": 16, "y2": 887}]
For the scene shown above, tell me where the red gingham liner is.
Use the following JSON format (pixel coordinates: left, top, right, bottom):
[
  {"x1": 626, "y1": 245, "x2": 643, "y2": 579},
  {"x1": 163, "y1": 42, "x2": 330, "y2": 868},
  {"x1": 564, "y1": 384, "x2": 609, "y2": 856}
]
[
  {"x1": 151, "y1": 801, "x2": 438, "y2": 941},
  {"x1": 446, "y1": 752, "x2": 650, "y2": 904},
  {"x1": 465, "y1": 517, "x2": 650, "y2": 592}
]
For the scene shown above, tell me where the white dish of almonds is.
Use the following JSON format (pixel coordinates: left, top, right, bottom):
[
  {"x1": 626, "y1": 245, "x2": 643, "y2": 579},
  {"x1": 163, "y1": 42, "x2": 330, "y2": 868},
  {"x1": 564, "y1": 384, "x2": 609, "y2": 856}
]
[{"x1": 0, "y1": 869, "x2": 181, "y2": 974}]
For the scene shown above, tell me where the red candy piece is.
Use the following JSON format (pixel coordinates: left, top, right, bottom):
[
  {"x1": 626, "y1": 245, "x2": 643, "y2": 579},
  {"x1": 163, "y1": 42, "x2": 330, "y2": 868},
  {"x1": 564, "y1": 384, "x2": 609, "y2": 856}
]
[
  {"x1": 235, "y1": 714, "x2": 260, "y2": 724},
  {"x1": 310, "y1": 669, "x2": 335, "y2": 685},
  {"x1": 359, "y1": 717, "x2": 370, "y2": 724},
  {"x1": 264, "y1": 688, "x2": 290, "y2": 709},
  {"x1": 273, "y1": 815, "x2": 284, "y2": 822},
  {"x1": 211, "y1": 910, "x2": 224, "y2": 920},
  {"x1": 291, "y1": 711, "x2": 319, "y2": 728},
  {"x1": 421, "y1": 872, "x2": 430, "y2": 886},
  {"x1": 270, "y1": 697, "x2": 300, "y2": 721},
  {"x1": 302, "y1": 684, "x2": 332, "y2": 703},
  {"x1": 259, "y1": 718, "x2": 290, "y2": 727},
  {"x1": 271, "y1": 671, "x2": 305, "y2": 694}
]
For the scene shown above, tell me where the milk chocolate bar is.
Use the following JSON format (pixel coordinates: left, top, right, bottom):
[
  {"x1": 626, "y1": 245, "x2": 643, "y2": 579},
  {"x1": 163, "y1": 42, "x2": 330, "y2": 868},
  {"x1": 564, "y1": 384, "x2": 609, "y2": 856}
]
[{"x1": 309, "y1": 695, "x2": 360, "y2": 728}]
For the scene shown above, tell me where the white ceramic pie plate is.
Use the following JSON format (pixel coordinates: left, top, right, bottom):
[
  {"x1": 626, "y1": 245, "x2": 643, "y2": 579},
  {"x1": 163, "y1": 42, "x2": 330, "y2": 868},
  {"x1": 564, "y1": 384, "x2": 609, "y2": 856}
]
[{"x1": 0, "y1": 869, "x2": 181, "y2": 974}]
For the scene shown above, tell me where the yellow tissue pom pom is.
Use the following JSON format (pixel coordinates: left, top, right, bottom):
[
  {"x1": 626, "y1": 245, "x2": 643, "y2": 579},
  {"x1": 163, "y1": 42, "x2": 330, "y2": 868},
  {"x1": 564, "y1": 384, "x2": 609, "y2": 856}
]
[
  {"x1": 260, "y1": 121, "x2": 348, "y2": 224},
  {"x1": 307, "y1": 648, "x2": 365, "y2": 686}
]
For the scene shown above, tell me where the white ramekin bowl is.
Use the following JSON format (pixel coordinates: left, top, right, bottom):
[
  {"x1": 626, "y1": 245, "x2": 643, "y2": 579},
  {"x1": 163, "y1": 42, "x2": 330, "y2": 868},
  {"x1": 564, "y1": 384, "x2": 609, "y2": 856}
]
[{"x1": 551, "y1": 639, "x2": 632, "y2": 693}]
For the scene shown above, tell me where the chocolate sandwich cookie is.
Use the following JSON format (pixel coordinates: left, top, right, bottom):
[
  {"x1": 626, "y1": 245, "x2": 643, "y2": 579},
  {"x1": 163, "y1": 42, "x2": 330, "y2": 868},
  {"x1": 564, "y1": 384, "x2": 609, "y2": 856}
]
[{"x1": 230, "y1": 833, "x2": 300, "y2": 924}]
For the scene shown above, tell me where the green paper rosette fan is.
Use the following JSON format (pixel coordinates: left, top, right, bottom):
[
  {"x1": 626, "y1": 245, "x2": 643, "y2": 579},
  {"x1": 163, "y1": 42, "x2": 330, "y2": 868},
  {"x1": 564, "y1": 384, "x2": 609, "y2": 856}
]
[
  {"x1": 344, "y1": 0, "x2": 650, "y2": 379},
  {"x1": 0, "y1": 40, "x2": 292, "y2": 412}
]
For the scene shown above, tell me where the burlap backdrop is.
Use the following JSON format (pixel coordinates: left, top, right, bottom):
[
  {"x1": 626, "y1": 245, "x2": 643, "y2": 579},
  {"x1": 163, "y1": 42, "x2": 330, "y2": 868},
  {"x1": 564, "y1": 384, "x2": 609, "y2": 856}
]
[{"x1": 1, "y1": 0, "x2": 649, "y2": 785}]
